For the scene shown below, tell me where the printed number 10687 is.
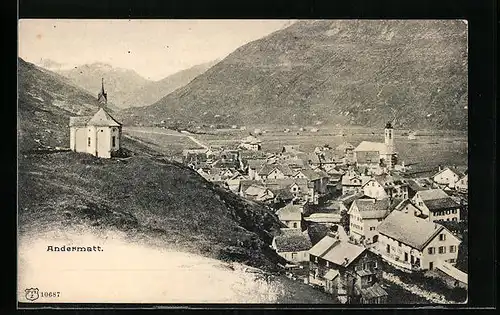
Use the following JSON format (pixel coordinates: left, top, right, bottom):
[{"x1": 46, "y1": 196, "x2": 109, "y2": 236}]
[{"x1": 41, "y1": 292, "x2": 60, "y2": 298}]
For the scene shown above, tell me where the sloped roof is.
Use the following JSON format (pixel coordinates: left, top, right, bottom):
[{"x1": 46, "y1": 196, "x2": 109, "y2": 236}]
[
  {"x1": 245, "y1": 184, "x2": 269, "y2": 196},
  {"x1": 274, "y1": 231, "x2": 312, "y2": 252},
  {"x1": 353, "y1": 199, "x2": 390, "y2": 220},
  {"x1": 276, "y1": 204, "x2": 303, "y2": 221},
  {"x1": 257, "y1": 163, "x2": 295, "y2": 176},
  {"x1": 354, "y1": 141, "x2": 387, "y2": 153},
  {"x1": 418, "y1": 189, "x2": 450, "y2": 200},
  {"x1": 246, "y1": 159, "x2": 266, "y2": 169},
  {"x1": 342, "y1": 174, "x2": 362, "y2": 186},
  {"x1": 296, "y1": 168, "x2": 325, "y2": 181},
  {"x1": 69, "y1": 116, "x2": 92, "y2": 127},
  {"x1": 423, "y1": 198, "x2": 460, "y2": 211},
  {"x1": 304, "y1": 213, "x2": 341, "y2": 223},
  {"x1": 320, "y1": 240, "x2": 366, "y2": 267},
  {"x1": 264, "y1": 178, "x2": 311, "y2": 192},
  {"x1": 324, "y1": 269, "x2": 340, "y2": 281},
  {"x1": 433, "y1": 167, "x2": 465, "y2": 179},
  {"x1": 336, "y1": 142, "x2": 355, "y2": 151},
  {"x1": 87, "y1": 108, "x2": 121, "y2": 127},
  {"x1": 406, "y1": 179, "x2": 428, "y2": 192},
  {"x1": 359, "y1": 283, "x2": 388, "y2": 300},
  {"x1": 309, "y1": 234, "x2": 365, "y2": 267},
  {"x1": 377, "y1": 211, "x2": 445, "y2": 250}
]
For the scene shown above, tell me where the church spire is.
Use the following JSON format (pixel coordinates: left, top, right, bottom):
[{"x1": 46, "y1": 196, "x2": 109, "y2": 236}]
[{"x1": 97, "y1": 77, "x2": 107, "y2": 105}]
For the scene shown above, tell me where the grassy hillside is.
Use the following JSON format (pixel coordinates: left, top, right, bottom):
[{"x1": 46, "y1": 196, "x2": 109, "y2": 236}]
[
  {"x1": 18, "y1": 58, "x2": 107, "y2": 152},
  {"x1": 120, "y1": 60, "x2": 218, "y2": 108},
  {"x1": 123, "y1": 20, "x2": 467, "y2": 131},
  {"x1": 18, "y1": 150, "x2": 287, "y2": 271}
]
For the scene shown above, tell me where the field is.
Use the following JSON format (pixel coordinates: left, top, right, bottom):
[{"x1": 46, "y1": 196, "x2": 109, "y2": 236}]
[{"x1": 124, "y1": 125, "x2": 468, "y2": 173}]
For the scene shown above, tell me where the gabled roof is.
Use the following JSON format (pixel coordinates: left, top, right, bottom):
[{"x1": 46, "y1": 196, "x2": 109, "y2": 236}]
[
  {"x1": 350, "y1": 199, "x2": 390, "y2": 220},
  {"x1": 377, "y1": 211, "x2": 449, "y2": 250},
  {"x1": 295, "y1": 168, "x2": 326, "y2": 181},
  {"x1": 257, "y1": 163, "x2": 295, "y2": 176},
  {"x1": 417, "y1": 189, "x2": 460, "y2": 211},
  {"x1": 264, "y1": 178, "x2": 311, "y2": 192},
  {"x1": 336, "y1": 142, "x2": 355, "y2": 151},
  {"x1": 417, "y1": 189, "x2": 450, "y2": 200},
  {"x1": 276, "y1": 204, "x2": 303, "y2": 221},
  {"x1": 433, "y1": 167, "x2": 465, "y2": 179},
  {"x1": 274, "y1": 230, "x2": 312, "y2": 252},
  {"x1": 354, "y1": 141, "x2": 387, "y2": 154},
  {"x1": 309, "y1": 234, "x2": 366, "y2": 267},
  {"x1": 86, "y1": 108, "x2": 121, "y2": 127}
]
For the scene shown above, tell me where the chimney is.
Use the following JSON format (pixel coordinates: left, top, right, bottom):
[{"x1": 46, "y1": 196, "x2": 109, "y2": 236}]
[{"x1": 438, "y1": 165, "x2": 442, "y2": 171}]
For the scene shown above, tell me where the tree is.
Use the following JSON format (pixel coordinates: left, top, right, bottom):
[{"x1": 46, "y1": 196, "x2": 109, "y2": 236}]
[{"x1": 340, "y1": 209, "x2": 350, "y2": 234}]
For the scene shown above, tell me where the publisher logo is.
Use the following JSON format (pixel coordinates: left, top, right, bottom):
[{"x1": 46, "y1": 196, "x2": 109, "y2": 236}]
[{"x1": 25, "y1": 288, "x2": 39, "y2": 301}]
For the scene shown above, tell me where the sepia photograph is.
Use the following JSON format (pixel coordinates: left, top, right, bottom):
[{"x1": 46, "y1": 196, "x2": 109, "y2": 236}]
[{"x1": 18, "y1": 19, "x2": 469, "y2": 305}]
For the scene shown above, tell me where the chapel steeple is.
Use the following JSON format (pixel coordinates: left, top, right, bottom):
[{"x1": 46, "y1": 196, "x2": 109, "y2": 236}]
[{"x1": 97, "y1": 78, "x2": 107, "y2": 105}]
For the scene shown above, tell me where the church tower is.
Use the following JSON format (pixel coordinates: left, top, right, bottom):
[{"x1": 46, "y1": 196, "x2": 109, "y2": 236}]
[
  {"x1": 384, "y1": 122, "x2": 396, "y2": 170},
  {"x1": 97, "y1": 78, "x2": 107, "y2": 105},
  {"x1": 384, "y1": 122, "x2": 395, "y2": 154}
]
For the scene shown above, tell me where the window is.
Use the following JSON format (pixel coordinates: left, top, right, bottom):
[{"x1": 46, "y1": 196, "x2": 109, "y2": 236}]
[
  {"x1": 293, "y1": 222, "x2": 298, "y2": 228},
  {"x1": 112, "y1": 136, "x2": 116, "y2": 147},
  {"x1": 448, "y1": 258, "x2": 456, "y2": 263},
  {"x1": 450, "y1": 245, "x2": 456, "y2": 253},
  {"x1": 452, "y1": 218, "x2": 457, "y2": 222},
  {"x1": 428, "y1": 247, "x2": 435, "y2": 255},
  {"x1": 452, "y1": 209, "x2": 457, "y2": 214},
  {"x1": 439, "y1": 234, "x2": 446, "y2": 241},
  {"x1": 404, "y1": 252, "x2": 408, "y2": 262},
  {"x1": 438, "y1": 246, "x2": 446, "y2": 254},
  {"x1": 291, "y1": 252, "x2": 297, "y2": 260},
  {"x1": 398, "y1": 241, "x2": 402, "y2": 247},
  {"x1": 87, "y1": 137, "x2": 91, "y2": 147},
  {"x1": 370, "y1": 227, "x2": 376, "y2": 231}
]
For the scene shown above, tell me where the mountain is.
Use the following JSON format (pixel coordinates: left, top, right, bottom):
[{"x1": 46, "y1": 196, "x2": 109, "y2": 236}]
[
  {"x1": 18, "y1": 58, "x2": 107, "y2": 152},
  {"x1": 121, "y1": 60, "x2": 218, "y2": 108},
  {"x1": 57, "y1": 62, "x2": 152, "y2": 108},
  {"x1": 122, "y1": 20, "x2": 468, "y2": 131},
  {"x1": 35, "y1": 58, "x2": 74, "y2": 71}
]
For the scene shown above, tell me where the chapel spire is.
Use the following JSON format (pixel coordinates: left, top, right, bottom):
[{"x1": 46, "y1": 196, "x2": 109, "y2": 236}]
[{"x1": 97, "y1": 77, "x2": 108, "y2": 105}]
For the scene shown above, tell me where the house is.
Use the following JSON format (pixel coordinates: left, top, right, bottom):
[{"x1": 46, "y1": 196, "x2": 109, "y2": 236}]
[
  {"x1": 271, "y1": 228, "x2": 312, "y2": 263},
  {"x1": 244, "y1": 184, "x2": 275, "y2": 202},
  {"x1": 239, "y1": 135, "x2": 262, "y2": 151},
  {"x1": 412, "y1": 189, "x2": 461, "y2": 222},
  {"x1": 264, "y1": 178, "x2": 317, "y2": 204},
  {"x1": 341, "y1": 174, "x2": 363, "y2": 195},
  {"x1": 455, "y1": 173, "x2": 468, "y2": 192},
  {"x1": 392, "y1": 199, "x2": 428, "y2": 219},
  {"x1": 245, "y1": 159, "x2": 267, "y2": 180},
  {"x1": 373, "y1": 174, "x2": 409, "y2": 199},
  {"x1": 348, "y1": 199, "x2": 390, "y2": 244},
  {"x1": 361, "y1": 178, "x2": 388, "y2": 200},
  {"x1": 406, "y1": 178, "x2": 432, "y2": 198},
  {"x1": 294, "y1": 168, "x2": 330, "y2": 194},
  {"x1": 276, "y1": 203, "x2": 303, "y2": 229},
  {"x1": 309, "y1": 233, "x2": 387, "y2": 304},
  {"x1": 432, "y1": 167, "x2": 463, "y2": 189},
  {"x1": 256, "y1": 163, "x2": 295, "y2": 180},
  {"x1": 353, "y1": 122, "x2": 397, "y2": 169},
  {"x1": 69, "y1": 107, "x2": 122, "y2": 159},
  {"x1": 376, "y1": 211, "x2": 461, "y2": 271},
  {"x1": 428, "y1": 259, "x2": 468, "y2": 290}
]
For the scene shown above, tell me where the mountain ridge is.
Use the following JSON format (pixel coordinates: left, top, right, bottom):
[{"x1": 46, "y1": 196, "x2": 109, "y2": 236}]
[{"x1": 122, "y1": 20, "x2": 468, "y2": 131}]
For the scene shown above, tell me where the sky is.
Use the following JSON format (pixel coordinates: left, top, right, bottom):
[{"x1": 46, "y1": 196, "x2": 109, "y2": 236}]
[{"x1": 18, "y1": 19, "x2": 295, "y2": 81}]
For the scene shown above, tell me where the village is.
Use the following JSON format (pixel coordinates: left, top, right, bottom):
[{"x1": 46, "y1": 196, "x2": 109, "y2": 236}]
[
  {"x1": 68, "y1": 81, "x2": 469, "y2": 303},
  {"x1": 179, "y1": 121, "x2": 469, "y2": 304}
]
